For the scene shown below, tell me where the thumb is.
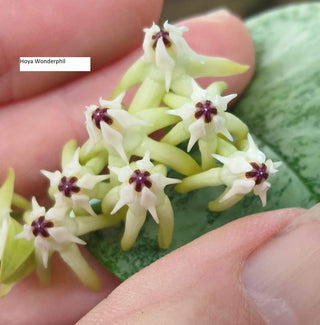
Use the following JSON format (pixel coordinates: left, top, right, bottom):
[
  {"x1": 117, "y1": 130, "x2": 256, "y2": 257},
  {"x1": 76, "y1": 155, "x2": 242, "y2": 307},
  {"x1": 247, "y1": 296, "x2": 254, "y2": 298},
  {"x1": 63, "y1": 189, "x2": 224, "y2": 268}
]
[{"x1": 77, "y1": 206, "x2": 319, "y2": 324}]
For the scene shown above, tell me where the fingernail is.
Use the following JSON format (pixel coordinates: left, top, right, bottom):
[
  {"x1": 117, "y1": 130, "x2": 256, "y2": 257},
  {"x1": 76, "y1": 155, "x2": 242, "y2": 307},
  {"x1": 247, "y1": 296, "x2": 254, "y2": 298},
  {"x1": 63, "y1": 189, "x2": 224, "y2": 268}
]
[
  {"x1": 242, "y1": 204, "x2": 320, "y2": 325},
  {"x1": 203, "y1": 8, "x2": 232, "y2": 21}
]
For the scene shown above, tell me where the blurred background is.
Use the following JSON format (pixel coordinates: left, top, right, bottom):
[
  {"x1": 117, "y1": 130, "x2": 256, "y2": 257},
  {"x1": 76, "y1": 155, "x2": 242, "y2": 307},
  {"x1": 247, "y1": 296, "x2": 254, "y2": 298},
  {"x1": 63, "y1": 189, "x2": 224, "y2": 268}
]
[{"x1": 160, "y1": 0, "x2": 316, "y2": 22}]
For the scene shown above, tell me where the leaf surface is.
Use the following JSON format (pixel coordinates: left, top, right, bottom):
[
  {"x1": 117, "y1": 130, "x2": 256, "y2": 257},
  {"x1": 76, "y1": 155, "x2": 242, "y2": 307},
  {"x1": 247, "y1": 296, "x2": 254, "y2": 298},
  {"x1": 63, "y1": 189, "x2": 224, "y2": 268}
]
[{"x1": 85, "y1": 3, "x2": 320, "y2": 280}]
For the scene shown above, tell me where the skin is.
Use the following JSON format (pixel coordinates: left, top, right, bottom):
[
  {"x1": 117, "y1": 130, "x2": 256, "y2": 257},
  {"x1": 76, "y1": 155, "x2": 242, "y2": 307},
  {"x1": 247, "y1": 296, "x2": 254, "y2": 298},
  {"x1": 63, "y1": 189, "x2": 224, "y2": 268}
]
[{"x1": 0, "y1": 1, "x2": 304, "y2": 324}]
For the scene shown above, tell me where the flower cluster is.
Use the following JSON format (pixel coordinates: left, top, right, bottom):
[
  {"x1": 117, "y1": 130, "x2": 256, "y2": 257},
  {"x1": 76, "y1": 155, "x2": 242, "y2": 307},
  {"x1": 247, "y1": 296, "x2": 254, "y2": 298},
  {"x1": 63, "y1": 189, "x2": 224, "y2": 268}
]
[{"x1": 0, "y1": 21, "x2": 280, "y2": 294}]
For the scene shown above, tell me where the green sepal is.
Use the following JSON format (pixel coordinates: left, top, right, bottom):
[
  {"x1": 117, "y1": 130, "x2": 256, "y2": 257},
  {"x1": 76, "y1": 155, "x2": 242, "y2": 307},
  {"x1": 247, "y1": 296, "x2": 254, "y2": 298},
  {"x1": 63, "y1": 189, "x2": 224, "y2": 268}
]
[
  {"x1": 59, "y1": 243, "x2": 102, "y2": 291},
  {"x1": 175, "y1": 168, "x2": 223, "y2": 193},
  {"x1": 198, "y1": 136, "x2": 217, "y2": 170},
  {"x1": 208, "y1": 189, "x2": 244, "y2": 212},
  {"x1": 128, "y1": 77, "x2": 166, "y2": 113},
  {"x1": 0, "y1": 218, "x2": 35, "y2": 284},
  {"x1": 184, "y1": 55, "x2": 249, "y2": 78},
  {"x1": 61, "y1": 139, "x2": 78, "y2": 169},
  {"x1": 66, "y1": 214, "x2": 124, "y2": 237},
  {"x1": 111, "y1": 59, "x2": 148, "y2": 98},
  {"x1": 216, "y1": 138, "x2": 238, "y2": 157},
  {"x1": 0, "y1": 168, "x2": 14, "y2": 211},
  {"x1": 152, "y1": 163, "x2": 168, "y2": 176},
  {"x1": 79, "y1": 141, "x2": 108, "y2": 165},
  {"x1": 35, "y1": 250, "x2": 51, "y2": 286},
  {"x1": 134, "y1": 137, "x2": 201, "y2": 176},
  {"x1": 84, "y1": 153, "x2": 109, "y2": 175},
  {"x1": 170, "y1": 74, "x2": 194, "y2": 97},
  {"x1": 12, "y1": 193, "x2": 31, "y2": 211},
  {"x1": 90, "y1": 182, "x2": 112, "y2": 201},
  {"x1": 157, "y1": 195, "x2": 174, "y2": 249},
  {"x1": 121, "y1": 209, "x2": 147, "y2": 251},
  {"x1": 133, "y1": 107, "x2": 180, "y2": 134},
  {"x1": 161, "y1": 121, "x2": 189, "y2": 146},
  {"x1": 101, "y1": 188, "x2": 119, "y2": 216},
  {"x1": 225, "y1": 112, "x2": 248, "y2": 141},
  {"x1": 206, "y1": 81, "x2": 228, "y2": 98},
  {"x1": 162, "y1": 92, "x2": 191, "y2": 109}
]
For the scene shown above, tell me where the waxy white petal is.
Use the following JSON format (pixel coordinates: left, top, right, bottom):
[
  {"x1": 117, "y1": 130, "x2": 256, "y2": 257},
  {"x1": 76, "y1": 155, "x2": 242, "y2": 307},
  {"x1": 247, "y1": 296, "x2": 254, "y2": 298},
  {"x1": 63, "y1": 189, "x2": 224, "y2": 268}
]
[
  {"x1": 46, "y1": 201, "x2": 69, "y2": 221},
  {"x1": 76, "y1": 173, "x2": 109, "y2": 190},
  {"x1": 188, "y1": 118, "x2": 205, "y2": 152},
  {"x1": 155, "y1": 37, "x2": 175, "y2": 91},
  {"x1": 30, "y1": 197, "x2": 46, "y2": 220},
  {"x1": 110, "y1": 165, "x2": 133, "y2": 183},
  {"x1": 140, "y1": 187, "x2": 158, "y2": 223},
  {"x1": 108, "y1": 109, "x2": 147, "y2": 129},
  {"x1": 34, "y1": 237, "x2": 50, "y2": 268},
  {"x1": 41, "y1": 170, "x2": 62, "y2": 187},
  {"x1": 213, "y1": 115, "x2": 233, "y2": 141},
  {"x1": 167, "y1": 103, "x2": 195, "y2": 120},
  {"x1": 191, "y1": 80, "x2": 207, "y2": 102},
  {"x1": 213, "y1": 153, "x2": 252, "y2": 174},
  {"x1": 142, "y1": 22, "x2": 160, "y2": 62},
  {"x1": 100, "y1": 122, "x2": 128, "y2": 163},
  {"x1": 111, "y1": 184, "x2": 135, "y2": 214},
  {"x1": 150, "y1": 173, "x2": 181, "y2": 190},
  {"x1": 48, "y1": 227, "x2": 86, "y2": 245},
  {"x1": 136, "y1": 151, "x2": 153, "y2": 171},
  {"x1": 71, "y1": 194, "x2": 96, "y2": 216},
  {"x1": 99, "y1": 92, "x2": 125, "y2": 110},
  {"x1": 246, "y1": 134, "x2": 265, "y2": 163},
  {"x1": 214, "y1": 94, "x2": 237, "y2": 111},
  {"x1": 221, "y1": 179, "x2": 255, "y2": 202},
  {"x1": 85, "y1": 105, "x2": 102, "y2": 152},
  {"x1": 15, "y1": 224, "x2": 34, "y2": 241},
  {"x1": 253, "y1": 181, "x2": 271, "y2": 206}
]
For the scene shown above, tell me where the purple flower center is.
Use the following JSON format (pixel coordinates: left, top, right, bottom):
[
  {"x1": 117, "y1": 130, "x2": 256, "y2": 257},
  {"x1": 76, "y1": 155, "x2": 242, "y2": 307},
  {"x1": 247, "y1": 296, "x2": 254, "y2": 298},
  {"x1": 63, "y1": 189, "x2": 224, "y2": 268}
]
[
  {"x1": 194, "y1": 100, "x2": 218, "y2": 123},
  {"x1": 58, "y1": 176, "x2": 80, "y2": 197},
  {"x1": 129, "y1": 169, "x2": 152, "y2": 192},
  {"x1": 246, "y1": 162, "x2": 269, "y2": 185},
  {"x1": 152, "y1": 29, "x2": 171, "y2": 49},
  {"x1": 31, "y1": 216, "x2": 54, "y2": 238},
  {"x1": 92, "y1": 107, "x2": 113, "y2": 129}
]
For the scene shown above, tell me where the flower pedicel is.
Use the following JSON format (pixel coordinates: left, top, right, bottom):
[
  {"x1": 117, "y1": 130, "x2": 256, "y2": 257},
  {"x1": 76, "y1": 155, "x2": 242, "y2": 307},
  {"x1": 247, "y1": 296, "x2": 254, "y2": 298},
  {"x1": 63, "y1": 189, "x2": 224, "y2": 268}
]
[{"x1": 0, "y1": 21, "x2": 280, "y2": 295}]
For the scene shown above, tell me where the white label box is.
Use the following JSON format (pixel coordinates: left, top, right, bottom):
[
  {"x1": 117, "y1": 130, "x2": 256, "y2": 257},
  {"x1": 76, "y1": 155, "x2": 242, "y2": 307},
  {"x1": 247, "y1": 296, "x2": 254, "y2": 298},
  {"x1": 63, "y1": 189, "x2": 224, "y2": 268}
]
[{"x1": 20, "y1": 57, "x2": 91, "y2": 72}]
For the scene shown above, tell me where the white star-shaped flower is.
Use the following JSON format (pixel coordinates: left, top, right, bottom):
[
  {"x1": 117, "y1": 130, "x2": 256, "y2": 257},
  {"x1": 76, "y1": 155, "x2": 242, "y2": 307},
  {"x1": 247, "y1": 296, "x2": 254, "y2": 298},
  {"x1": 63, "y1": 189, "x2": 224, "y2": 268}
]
[
  {"x1": 213, "y1": 134, "x2": 281, "y2": 206},
  {"x1": 110, "y1": 151, "x2": 180, "y2": 223},
  {"x1": 85, "y1": 93, "x2": 147, "y2": 162},
  {"x1": 16, "y1": 197, "x2": 85, "y2": 268},
  {"x1": 109, "y1": 151, "x2": 180, "y2": 250},
  {"x1": 168, "y1": 81, "x2": 237, "y2": 152},
  {"x1": 41, "y1": 148, "x2": 108, "y2": 215},
  {"x1": 142, "y1": 21, "x2": 201, "y2": 91}
]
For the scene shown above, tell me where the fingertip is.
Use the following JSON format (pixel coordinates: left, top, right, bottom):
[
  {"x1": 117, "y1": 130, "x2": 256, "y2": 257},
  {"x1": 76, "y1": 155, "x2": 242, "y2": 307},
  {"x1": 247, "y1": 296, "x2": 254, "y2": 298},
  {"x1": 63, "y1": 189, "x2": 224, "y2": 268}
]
[
  {"x1": 0, "y1": 0, "x2": 164, "y2": 104},
  {"x1": 0, "y1": 248, "x2": 120, "y2": 324}
]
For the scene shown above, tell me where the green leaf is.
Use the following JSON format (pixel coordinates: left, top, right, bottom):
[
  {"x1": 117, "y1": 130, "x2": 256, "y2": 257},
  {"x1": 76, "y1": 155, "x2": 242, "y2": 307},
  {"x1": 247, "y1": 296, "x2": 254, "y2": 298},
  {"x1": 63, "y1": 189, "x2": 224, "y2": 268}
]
[
  {"x1": 85, "y1": 3, "x2": 320, "y2": 281},
  {"x1": 0, "y1": 218, "x2": 35, "y2": 284},
  {"x1": 0, "y1": 168, "x2": 14, "y2": 211}
]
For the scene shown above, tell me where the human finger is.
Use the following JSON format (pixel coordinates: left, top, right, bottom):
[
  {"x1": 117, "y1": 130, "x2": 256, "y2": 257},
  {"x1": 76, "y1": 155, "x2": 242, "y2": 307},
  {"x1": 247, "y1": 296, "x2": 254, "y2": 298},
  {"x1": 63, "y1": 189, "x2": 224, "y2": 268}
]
[
  {"x1": 0, "y1": 247, "x2": 121, "y2": 325},
  {"x1": 78, "y1": 207, "x2": 307, "y2": 324},
  {"x1": 0, "y1": 0, "x2": 163, "y2": 104}
]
